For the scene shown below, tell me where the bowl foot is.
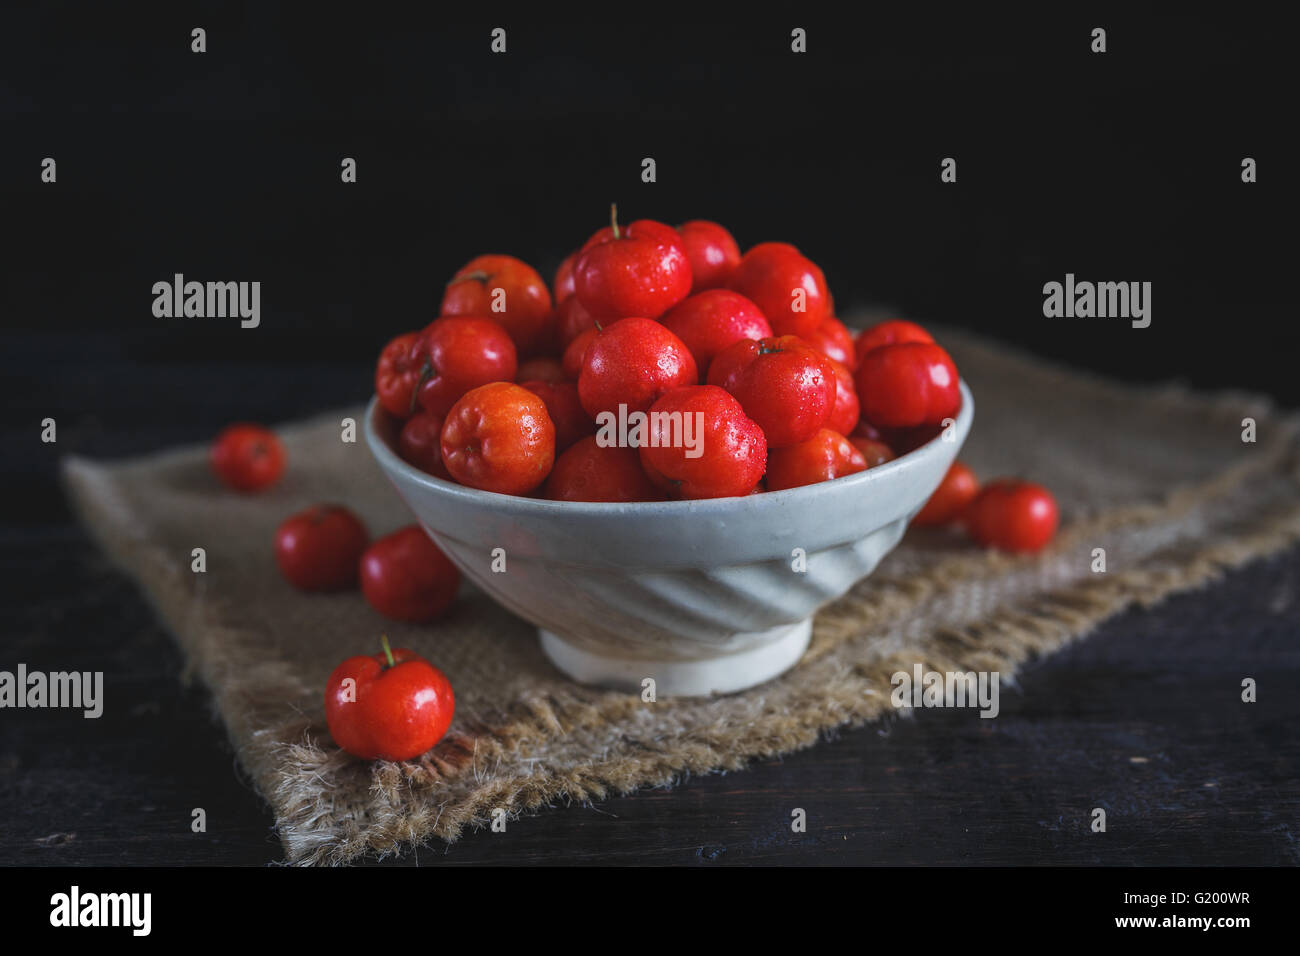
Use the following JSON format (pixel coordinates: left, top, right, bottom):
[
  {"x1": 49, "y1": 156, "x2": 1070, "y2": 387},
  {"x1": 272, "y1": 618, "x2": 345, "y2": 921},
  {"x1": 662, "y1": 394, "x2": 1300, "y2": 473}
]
[{"x1": 538, "y1": 618, "x2": 812, "y2": 697}]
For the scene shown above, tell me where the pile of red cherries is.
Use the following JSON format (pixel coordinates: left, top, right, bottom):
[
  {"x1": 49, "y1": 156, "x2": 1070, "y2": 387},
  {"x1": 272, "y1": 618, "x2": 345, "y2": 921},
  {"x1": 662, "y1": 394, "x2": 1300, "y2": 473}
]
[
  {"x1": 208, "y1": 208, "x2": 1058, "y2": 635},
  {"x1": 371, "y1": 206, "x2": 1057, "y2": 552}
]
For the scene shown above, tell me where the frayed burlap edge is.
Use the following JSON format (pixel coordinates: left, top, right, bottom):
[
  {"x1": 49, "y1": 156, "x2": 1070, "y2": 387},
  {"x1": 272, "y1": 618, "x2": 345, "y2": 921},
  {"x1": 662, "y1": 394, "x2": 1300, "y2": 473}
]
[{"x1": 62, "y1": 392, "x2": 1300, "y2": 866}]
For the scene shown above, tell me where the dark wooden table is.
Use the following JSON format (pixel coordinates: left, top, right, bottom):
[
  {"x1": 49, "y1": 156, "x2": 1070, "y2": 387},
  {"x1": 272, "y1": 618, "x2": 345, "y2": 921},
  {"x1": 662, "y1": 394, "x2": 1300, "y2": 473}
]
[{"x1": 3, "y1": 338, "x2": 1297, "y2": 867}]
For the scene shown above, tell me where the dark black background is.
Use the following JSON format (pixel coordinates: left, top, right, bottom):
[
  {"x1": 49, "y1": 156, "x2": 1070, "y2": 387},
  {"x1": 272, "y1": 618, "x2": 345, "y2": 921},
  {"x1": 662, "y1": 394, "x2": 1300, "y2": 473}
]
[
  {"x1": 1, "y1": 6, "x2": 1296, "y2": 870},
  {"x1": 3, "y1": 7, "x2": 1290, "y2": 413},
  {"x1": 2, "y1": 7, "x2": 1290, "y2": 512}
]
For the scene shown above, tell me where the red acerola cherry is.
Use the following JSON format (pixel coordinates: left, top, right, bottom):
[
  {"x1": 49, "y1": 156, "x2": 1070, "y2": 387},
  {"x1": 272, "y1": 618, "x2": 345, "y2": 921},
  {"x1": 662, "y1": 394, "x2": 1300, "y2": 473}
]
[
  {"x1": 440, "y1": 382, "x2": 556, "y2": 496},
  {"x1": 553, "y1": 251, "x2": 578, "y2": 305},
  {"x1": 324, "y1": 637, "x2": 455, "y2": 761},
  {"x1": 374, "y1": 331, "x2": 426, "y2": 419},
  {"x1": 544, "y1": 435, "x2": 664, "y2": 502},
  {"x1": 825, "y1": 358, "x2": 860, "y2": 436},
  {"x1": 707, "y1": 335, "x2": 835, "y2": 448},
  {"x1": 360, "y1": 526, "x2": 461, "y2": 623},
  {"x1": 210, "y1": 423, "x2": 286, "y2": 492},
  {"x1": 676, "y1": 220, "x2": 742, "y2": 291},
  {"x1": 638, "y1": 386, "x2": 767, "y2": 499},
  {"x1": 515, "y1": 356, "x2": 566, "y2": 384},
  {"x1": 274, "y1": 505, "x2": 370, "y2": 592},
  {"x1": 658, "y1": 289, "x2": 773, "y2": 379},
  {"x1": 555, "y1": 294, "x2": 598, "y2": 350},
  {"x1": 765, "y1": 428, "x2": 868, "y2": 491},
  {"x1": 727, "y1": 242, "x2": 830, "y2": 339},
  {"x1": 912, "y1": 460, "x2": 979, "y2": 527},
  {"x1": 573, "y1": 206, "x2": 693, "y2": 322},
  {"x1": 856, "y1": 341, "x2": 961, "y2": 429},
  {"x1": 848, "y1": 436, "x2": 895, "y2": 468},
  {"x1": 577, "y1": 316, "x2": 698, "y2": 418},
  {"x1": 414, "y1": 316, "x2": 518, "y2": 417},
  {"x1": 562, "y1": 325, "x2": 599, "y2": 381},
  {"x1": 397, "y1": 410, "x2": 450, "y2": 479},
  {"x1": 964, "y1": 479, "x2": 1059, "y2": 552},
  {"x1": 440, "y1": 254, "x2": 554, "y2": 356},
  {"x1": 520, "y1": 379, "x2": 594, "y2": 452},
  {"x1": 808, "y1": 316, "x2": 858, "y2": 371},
  {"x1": 853, "y1": 318, "x2": 934, "y2": 367},
  {"x1": 851, "y1": 419, "x2": 887, "y2": 442}
]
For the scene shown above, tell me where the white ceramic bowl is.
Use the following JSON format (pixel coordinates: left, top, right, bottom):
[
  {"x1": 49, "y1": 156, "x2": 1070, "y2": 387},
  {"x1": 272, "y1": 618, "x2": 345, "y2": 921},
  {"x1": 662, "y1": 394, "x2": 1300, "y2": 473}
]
[{"x1": 365, "y1": 381, "x2": 972, "y2": 696}]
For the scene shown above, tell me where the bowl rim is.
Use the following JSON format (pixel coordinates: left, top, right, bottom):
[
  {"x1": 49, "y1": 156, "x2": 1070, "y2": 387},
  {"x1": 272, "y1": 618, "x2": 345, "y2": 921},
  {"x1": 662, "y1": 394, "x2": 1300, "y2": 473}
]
[{"x1": 365, "y1": 378, "x2": 973, "y2": 516}]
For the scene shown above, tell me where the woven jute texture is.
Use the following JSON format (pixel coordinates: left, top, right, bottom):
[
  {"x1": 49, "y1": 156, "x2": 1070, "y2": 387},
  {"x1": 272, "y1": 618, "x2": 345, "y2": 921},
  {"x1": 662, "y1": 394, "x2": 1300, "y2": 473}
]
[{"x1": 62, "y1": 327, "x2": 1300, "y2": 864}]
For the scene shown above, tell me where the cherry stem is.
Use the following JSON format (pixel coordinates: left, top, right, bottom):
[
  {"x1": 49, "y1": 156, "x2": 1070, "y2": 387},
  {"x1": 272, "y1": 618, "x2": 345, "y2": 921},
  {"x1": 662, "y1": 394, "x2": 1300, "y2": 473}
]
[
  {"x1": 609, "y1": 202, "x2": 620, "y2": 240},
  {"x1": 380, "y1": 634, "x2": 396, "y2": 669}
]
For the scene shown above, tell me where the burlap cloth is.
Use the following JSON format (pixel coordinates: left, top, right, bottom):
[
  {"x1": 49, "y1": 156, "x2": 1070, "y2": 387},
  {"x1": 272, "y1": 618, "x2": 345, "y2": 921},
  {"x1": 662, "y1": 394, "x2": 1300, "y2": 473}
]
[{"x1": 62, "y1": 327, "x2": 1300, "y2": 864}]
